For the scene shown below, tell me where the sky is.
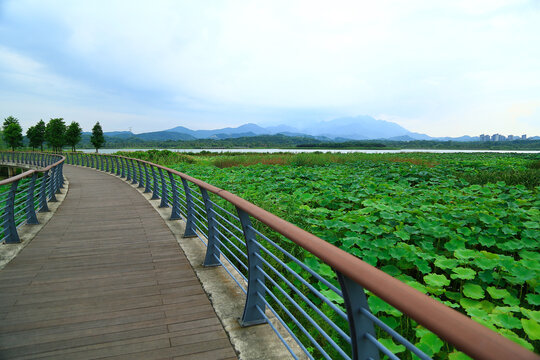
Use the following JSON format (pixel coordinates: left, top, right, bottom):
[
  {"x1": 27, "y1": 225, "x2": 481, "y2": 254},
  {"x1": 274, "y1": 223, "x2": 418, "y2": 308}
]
[{"x1": 0, "y1": 0, "x2": 539, "y2": 137}]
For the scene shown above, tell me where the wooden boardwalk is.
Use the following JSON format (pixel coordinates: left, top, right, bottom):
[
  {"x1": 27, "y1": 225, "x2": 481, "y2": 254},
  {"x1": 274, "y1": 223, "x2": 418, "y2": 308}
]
[{"x1": 0, "y1": 165, "x2": 237, "y2": 360}]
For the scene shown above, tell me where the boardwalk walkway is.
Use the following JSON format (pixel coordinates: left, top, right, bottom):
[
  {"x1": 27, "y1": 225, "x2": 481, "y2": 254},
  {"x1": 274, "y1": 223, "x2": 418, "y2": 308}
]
[{"x1": 0, "y1": 165, "x2": 237, "y2": 359}]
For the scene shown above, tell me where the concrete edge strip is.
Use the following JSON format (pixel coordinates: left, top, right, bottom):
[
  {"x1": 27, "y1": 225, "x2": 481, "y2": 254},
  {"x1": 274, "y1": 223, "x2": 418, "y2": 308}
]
[{"x1": 0, "y1": 179, "x2": 70, "y2": 270}]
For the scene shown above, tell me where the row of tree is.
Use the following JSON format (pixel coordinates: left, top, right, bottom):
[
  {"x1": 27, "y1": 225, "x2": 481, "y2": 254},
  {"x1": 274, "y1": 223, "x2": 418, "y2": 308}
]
[{"x1": 2, "y1": 116, "x2": 105, "y2": 152}]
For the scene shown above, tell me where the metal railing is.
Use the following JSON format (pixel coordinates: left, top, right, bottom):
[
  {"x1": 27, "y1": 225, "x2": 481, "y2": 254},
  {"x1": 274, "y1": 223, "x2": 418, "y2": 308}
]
[
  {"x1": 65, "y1": 152, "x2": 537, "y2": 360},
  {"x1": 0, "y1": 151, "x2": 65, "y2": 244}
]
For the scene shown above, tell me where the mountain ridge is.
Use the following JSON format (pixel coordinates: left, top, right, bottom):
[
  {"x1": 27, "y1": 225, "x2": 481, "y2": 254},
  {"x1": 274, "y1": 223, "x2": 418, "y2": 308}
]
[{"x1": 100, "y1": 116, "x2": 500, "y2": 142}]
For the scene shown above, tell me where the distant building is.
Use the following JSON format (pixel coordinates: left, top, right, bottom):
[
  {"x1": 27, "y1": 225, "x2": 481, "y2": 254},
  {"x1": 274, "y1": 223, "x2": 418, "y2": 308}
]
[
  {"x1": 522, "y1": 134, "x2": 527, "y2": 140},
  {"x1": 479, "y1": 134, "x2": 490, "y2": 141},
  {"x1": 507, "y1": 135, "x2": 514, "y2": 141}
]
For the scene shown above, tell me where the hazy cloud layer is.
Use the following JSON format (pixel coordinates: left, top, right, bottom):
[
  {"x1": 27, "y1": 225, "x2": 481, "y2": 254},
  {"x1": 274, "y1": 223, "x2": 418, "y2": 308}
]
[{"x1": 1, "y1": 0, "x2": 539, "y2": 136}]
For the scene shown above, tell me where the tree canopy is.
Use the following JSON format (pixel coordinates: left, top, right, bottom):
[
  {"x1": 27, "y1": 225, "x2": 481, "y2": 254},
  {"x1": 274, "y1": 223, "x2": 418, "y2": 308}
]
[
  {"x1": 65, "y1": 121, "x2": 82, "y2": 152},
  {"x1": 2, "y1": 116, "x2": 23, "y2": 151},
  {"x1": 90, "y1": 122, "x2": 105, "y2": 152},
  {"x1": 45, "y1": 118, "x2": 66, "y2": 152}
]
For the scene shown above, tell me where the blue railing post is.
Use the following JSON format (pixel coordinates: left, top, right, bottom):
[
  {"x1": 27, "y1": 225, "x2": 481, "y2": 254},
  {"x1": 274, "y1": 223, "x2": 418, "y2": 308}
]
[
  {"x1": 137, "y1": 161, "x2": 145, "y2": 188},
  {"x1": 25, "y1": 173, "x2": 39, "y2": 225},
  {"x1": 115, "y1": 157, "x2": 121, "y2": 176},
  {"x1": 168, "y1": 172, "x2": 181, "y2": 220},
  {"x1": 39, "y1": 171, "x2": 50, "y2": 212},
  {"x1": 200, "y1": 187, "x2": 221, "y2": 266},
  {"x1": 120, "y1": 158, "x2": 126, "y2": 178},
  {"x1": 158, "y1": 168, "x2": 168, "y2": 208},
  {"x1": 58, "y1": 162, "x2": 64, "y2": 189},
  {"x1": 336, "y1": 272, "x2": 380, "y2": 360},
  {"x1": 143, "y1": 163, "x2": 152, "y2": 193},
  {"x1": 130, "y1": 159, "x2": 138, "y2": 184},
  {"x1": 48, "y1": 167, "x2": 58, "y2": 202},
  {"x1": 237, "y1": 208, "x2": 267, "y2": 326},
  {"x1": 4, "y1": 180, "x2": 21, "y2": 244},
  {"x1": 105, "y1": 156, "x2": 109, "y2": 173},
  {"x1": 151, "y1": 166, "x2": 160, "y2": 200},
  {"x1": 55, "y1": 164, "x2": 62, "y2": 193},
  {"x1": 126, "y1": 158, "x2": 132, "y2": 181},
  {"x1": 181, "y1": 179, "x2": 197, "y2": 237}
]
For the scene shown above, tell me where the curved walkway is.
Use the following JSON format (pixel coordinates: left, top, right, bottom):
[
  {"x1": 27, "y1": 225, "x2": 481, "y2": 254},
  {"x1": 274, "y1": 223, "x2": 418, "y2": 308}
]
[{"x1": 0, "y1": 165, "x2": 237, "y2": 360}]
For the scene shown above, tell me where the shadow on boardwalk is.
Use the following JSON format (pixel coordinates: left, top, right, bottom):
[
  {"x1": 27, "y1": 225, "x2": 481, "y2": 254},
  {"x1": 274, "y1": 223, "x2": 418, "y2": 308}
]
[{"x1": 0, "y1": 165, "x2": 237, "y2": 360}]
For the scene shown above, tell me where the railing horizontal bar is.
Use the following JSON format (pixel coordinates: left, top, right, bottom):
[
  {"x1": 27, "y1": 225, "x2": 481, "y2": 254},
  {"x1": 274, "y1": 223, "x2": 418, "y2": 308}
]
[
  {"x1": 251, "y1": 225, "x2": 343, "y2": 297},
  {"x1": 255, "y1": 253, "x2": 350, "y2": 341},
  {"x1": 255, "y1": 305, "x2": 305, "y2": 360},
  {"x1": 256, "y1": 284, "x2": 336, "y2": 360},
  {"x1": 360, "y1": 308, "x2": 430, "y2": 359}
]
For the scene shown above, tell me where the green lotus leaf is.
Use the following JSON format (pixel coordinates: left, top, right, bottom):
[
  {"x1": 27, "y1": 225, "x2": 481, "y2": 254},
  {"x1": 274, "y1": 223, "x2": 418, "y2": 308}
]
[
  {"x1": 394, "y1": 229, "x2": 410, "y2": 241},
  {"x1": 423, "y1": 274, "x2": 450, "y2": 288},
  {"x1": 368, "y1": 296, "x2": 402, "y2": 317},
  {"x1": 450, "y1": 267, "x2": 476, "y2": 280},
  {"x1": 380, "y1": 316, "x2": 399, "y2": 330},
  {"x1": 367, "y1": 225, "x2": 384, "y2": 236},
  {"x1": 444, "y1": 237, "x2": 467, "y2": 251},
  {"x1": 490, "y1": 313, "x2": 522, "y2": 329},
  {"x1": 418, "y1": 332, "x2": 444, "y2": 355},
  {"x1": 414, "y1": 258, "x2": 432, "y2": 274},
  {"x1": 434, "y1": 257, "x2": 459, "y2": 269},
  {"x1": 519, "y1": 250, "x2": 540, "y2": 262},
  {"x1": 442, "y1": 300, "x2": 460, "y2": 309},
  {"x1": 407, "y1": 281, "x2": 428, "y2": 294},
  {"x1": 463, "y1": 283, "x2": 485, "y2": 299},
  {"x1": 492, "y1": 306, "x2": 520, "y2": 314},
  {"x1": 380, "y1": 265, "x2": 402, "y2": 276},
  {"x1": 520, "y1": 259, "x2": 540, "y2": 271},
  {"x1": 521, "y1": 319, "x2": 540, "y2": 340},
  {"x1": 499, "y1": 329, "x2": 534, "y2": 351},
  {"x1": 454, "y1": 248, "x2": 477, "y2": 260},
  {"x1": 523, "y1": 221, "x2": 539, "y2": 229},
  {"x1": 445, "y1": 291, "x2": 461, "y2": 301},
  {"x1": 457, "y1": 227, "x2": 472, "y2": 236},
  {"x1": 466, "y1": 307, "x2": 490, "y2": 320},
  {"x1": 320, "y1": 289, "x2": 344, "y2": 305},
  {"x1": 389, "y1": 247, "x2": 408, "y2": 260},
  {"x1": 474, "y1": 257, "x2": 499, "y2": 270},
  {"x1": 501, "y1": 225, "x2": 517, "y2": 235},
  {"x1": 502, "y1": 294, "x2": 521, "y2": 307},
  {"x1": 478, "y1": 213, "x2": 498, "y2": 225},
  {"x1": 496, "y1": 240, "x2": 524, "y2": 251},
  {"x1": 521, "y1": 308, "x2": 540, "y2": 322},
  {"x1": 478, "y1": 235, "x2": 495, "y2": 247},
  {"x1": 379, "y1": 338, "x2": 406, "y2": 354},
  {"x1": 478, "y1": 271, "x2": 495, "y2": 284},
  {"x1": 448, "y1": 351, "x2": 472, "y2": 360},
  {"x1": 525, "y1": 293, "x2": 540, "y2": 306},
  {"x1": 486, "y1": 286, "x2": 510, "y2": 300},
  {"x1": 507, "y1": 266, "x2": 536, "y2": 282}
]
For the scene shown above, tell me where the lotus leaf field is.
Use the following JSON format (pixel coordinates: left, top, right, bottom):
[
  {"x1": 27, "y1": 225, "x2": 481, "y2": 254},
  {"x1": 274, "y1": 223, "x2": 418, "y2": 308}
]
[{"x1": 121, "y1": 150, "x2": 540, "y2": 358}]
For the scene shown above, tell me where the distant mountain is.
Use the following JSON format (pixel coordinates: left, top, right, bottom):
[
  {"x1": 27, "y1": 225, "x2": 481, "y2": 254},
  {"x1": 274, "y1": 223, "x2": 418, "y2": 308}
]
[
  {"x1": 167, "y1": 123, "x2": 269, "y2": 139},
  {"x1": 295, "y1": 116, "x2": 412, "y2": 139},
  {"x1": 136, "y1": 131, "x2": 195, "y2": 141},
  {"x1": 104, "y1": 131, "x2": 134, "y2": 139},
  {"x1": 101, "y1": 116, "x2": 504, "y2": 142}
]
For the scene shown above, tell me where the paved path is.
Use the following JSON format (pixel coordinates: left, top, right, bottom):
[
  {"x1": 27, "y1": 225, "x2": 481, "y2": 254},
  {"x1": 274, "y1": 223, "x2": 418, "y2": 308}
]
[{"x1": 0, "y1": 165, "x2": 237, "y2": 360}]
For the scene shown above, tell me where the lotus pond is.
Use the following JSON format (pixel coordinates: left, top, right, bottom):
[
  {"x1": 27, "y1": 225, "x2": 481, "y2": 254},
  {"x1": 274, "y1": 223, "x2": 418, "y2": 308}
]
[{"x1": 119, "y1": 150, "x2": 540, "y2": 358}]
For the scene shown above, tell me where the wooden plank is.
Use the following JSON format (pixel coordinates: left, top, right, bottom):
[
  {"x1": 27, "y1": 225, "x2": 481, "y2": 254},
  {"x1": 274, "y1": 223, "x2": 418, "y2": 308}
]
[{"x1": 0, "y1": 165, "x2": 237, "y2": 359}]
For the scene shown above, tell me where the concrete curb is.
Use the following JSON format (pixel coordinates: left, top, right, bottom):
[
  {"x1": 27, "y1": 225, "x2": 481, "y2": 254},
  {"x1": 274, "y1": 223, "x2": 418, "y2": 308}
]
[{"x1": 0, "y1": 178, "x2": 69, "y2": 270}]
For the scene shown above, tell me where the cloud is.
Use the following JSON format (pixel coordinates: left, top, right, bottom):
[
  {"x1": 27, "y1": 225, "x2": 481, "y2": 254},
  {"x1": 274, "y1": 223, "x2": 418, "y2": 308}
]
[{"x1": 0, "y1": 0, "x2": 539, "y2": 135}]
